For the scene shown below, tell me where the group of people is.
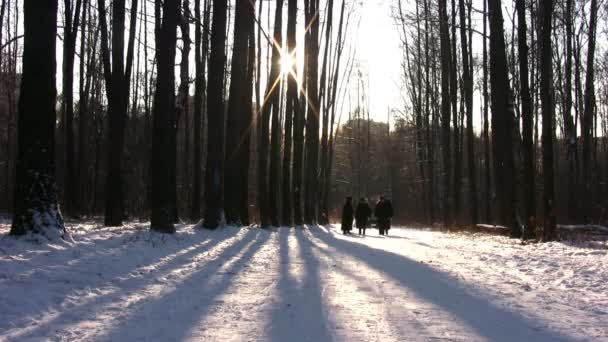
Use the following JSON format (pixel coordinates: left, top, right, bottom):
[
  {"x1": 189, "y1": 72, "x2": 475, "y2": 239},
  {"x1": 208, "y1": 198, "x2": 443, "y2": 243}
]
[{"x1": 341, "y1": 196, "x2": 394, "y2": 236}]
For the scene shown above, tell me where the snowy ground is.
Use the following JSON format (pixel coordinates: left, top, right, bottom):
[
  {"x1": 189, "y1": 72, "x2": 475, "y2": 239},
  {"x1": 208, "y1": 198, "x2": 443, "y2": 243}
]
[{"x1": 0, "y1": 220, "x2": 607, "y2": 341}]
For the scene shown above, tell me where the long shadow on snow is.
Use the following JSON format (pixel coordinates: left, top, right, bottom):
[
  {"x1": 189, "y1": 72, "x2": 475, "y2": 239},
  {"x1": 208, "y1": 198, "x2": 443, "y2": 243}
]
[
  {"x1": 310, "y1": 226, "x2": 572, "y2": 342},
  {"x1": 307, "y1": 237, "x2": 437, "y2": 339},
  {"x1": 96, "y1": 228, "x2": 270, "y2": 342},
  {"x1": 267, "y1": 228, "x2": 333, "y2": 341},
  {"x1": 6, "y1": 227, "x2": 243, "y2": 340},
  {"x1": 6, "y1": 223, "x2": 194, "y2": 280}
]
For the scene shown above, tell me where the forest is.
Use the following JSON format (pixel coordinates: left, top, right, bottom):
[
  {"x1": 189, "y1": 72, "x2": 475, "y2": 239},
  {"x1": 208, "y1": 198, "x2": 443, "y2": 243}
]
[{"x1": 0, "y1": 0, "x2": 607, "y2": 241}]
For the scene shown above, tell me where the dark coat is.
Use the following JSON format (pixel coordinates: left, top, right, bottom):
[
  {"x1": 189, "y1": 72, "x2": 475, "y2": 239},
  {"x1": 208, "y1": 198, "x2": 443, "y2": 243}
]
[
  {"x1": 341, "y1": 202, "x2": 354, "y2": 231},
  {"x1": 375, "y1": 199, "x2": 394, "y2": 229},
  {"x1": 355, "y1": 202, "x2": 371, "y2": 228}
]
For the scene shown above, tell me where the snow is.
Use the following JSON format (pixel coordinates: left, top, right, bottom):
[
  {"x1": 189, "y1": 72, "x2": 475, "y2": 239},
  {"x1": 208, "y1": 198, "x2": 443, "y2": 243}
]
[{"x1": 0, "y1": 221, "x2": 607, "y2": 341}]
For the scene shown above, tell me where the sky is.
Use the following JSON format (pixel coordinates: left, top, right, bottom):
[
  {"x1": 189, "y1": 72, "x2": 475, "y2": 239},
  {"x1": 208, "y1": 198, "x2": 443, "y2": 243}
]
[{"x1": 352, "y1": 0, "x2": 403, "y2": 125}]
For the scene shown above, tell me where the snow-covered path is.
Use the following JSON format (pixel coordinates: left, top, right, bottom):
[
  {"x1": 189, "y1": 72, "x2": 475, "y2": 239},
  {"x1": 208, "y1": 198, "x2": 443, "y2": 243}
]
[{"x1": 0, "y1": 222, "x2": 606, "y2": 341}]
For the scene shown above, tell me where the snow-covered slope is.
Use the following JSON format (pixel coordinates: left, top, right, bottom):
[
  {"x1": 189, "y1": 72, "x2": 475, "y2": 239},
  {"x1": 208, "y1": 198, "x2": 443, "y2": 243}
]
[{"x1": 0, "y1": 222, "x2": 605, "y2": 341}]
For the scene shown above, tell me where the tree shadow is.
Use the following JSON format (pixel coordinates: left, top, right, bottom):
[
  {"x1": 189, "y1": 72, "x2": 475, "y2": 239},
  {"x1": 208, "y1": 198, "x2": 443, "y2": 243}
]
[
  {"x1": 95, "y1": 228, "x2": 270, "y2": 341},
  {"x1": 306, "y1": 238, "x2": 438, "y2": 339},
  {"x1": 266, "y1": 227, "x2": 334, "y2": 341},
  {"x1": 309, "y1": 227, "x2": 573, "y2": 342},
  {"x1": 4, "y1": 227, "x2": 244, "y2": 340}
]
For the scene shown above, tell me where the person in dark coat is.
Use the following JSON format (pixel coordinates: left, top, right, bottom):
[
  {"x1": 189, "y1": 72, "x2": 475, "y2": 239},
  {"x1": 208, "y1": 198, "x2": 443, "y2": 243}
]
[
  {"x1": 341, "y1": 197, "x2": 354, "y2": 234},
  {"x1": 375, "y1": 196, "x2": 393, "y2": 235},
  {"x1": 355, "y1": 198, "x2": 371, "y2": 235}
]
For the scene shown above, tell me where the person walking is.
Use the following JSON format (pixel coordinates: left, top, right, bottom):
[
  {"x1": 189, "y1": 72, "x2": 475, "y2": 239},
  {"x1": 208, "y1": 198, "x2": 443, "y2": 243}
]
[
  {"x1": 341, "y1": 197, "x2": 354, "y2": 235},
  {"x1": 375, "y1": 196, "x2": 393, "y2": 235},
  {"x1": 355, "y1": 197, "x2": 371, "y2": 235}
]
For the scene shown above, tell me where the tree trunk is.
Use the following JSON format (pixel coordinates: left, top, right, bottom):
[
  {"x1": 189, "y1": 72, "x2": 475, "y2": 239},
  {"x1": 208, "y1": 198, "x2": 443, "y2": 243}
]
[
  {"x1": 450, "y1": 0, "x2": 460, "y2": 225},
  {"x1": 517, "y1": 0, "x2": 535, "y2": 238},
  {"x1": 282, "y1": 0, "x2": 298, "y2": 226},
  {"x1": 482, "y1": 0, "x2": 491, "y2": 222},
  {"x1": 62, "y1": 0, "x2": 83, "y2": 217},
  {"x1": 11, "y1": 0, "x2": 65, "y2": 237},
  {"x1": 225, "y1": 0, "x2": 255, "y2": 225},
  {"x1": 268, "y1": 0, "x2": 284, "y2": 227},
  {"x1": 304, "y1": 0, "x2": 320, "y2": 224},
  {"x1": 488, "y1": 0, "x2": 517, "y2": 234},
  {"x1": 582, "y1": 0, "x2": 597, "y2": 224},
  {"x1": 539, "y1": 0, "x2": 555, "y2": 239},
  {"x1": 150, "y1": 0, "x2": 178, "y2": 233},
  {"x1": 563, "y1": 0, "x2": 576, "y2": 221},
  {"x1": 98, "y1": 0, "x2": 138, "y2": 226},
  {"x1": 438, "y1": 0, "x2": 451, "y2": 228},
  {"x1": 458, "y1": 0, "x2": 476, "y2": 225},
  {"x1": 178, "y1": 0, "x2": 191, "y2": 221},
  {"x1": 192, "y1": 0, "x2": 203, "y2": 221},
  {"x1": 203, "y1": 0, "x2": 228, "y2": 229}
]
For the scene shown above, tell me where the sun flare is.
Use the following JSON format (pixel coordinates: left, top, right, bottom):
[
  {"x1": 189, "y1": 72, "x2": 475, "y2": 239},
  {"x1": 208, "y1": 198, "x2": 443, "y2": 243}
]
[{"x1": 280, "y1": 52, "x2": 296, "y2": 76}]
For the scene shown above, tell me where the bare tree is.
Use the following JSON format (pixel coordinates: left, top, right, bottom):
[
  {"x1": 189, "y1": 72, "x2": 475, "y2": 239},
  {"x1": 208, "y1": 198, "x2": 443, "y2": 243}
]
[
  {"x1": 517, "y1": 0, "x2": 535, "y2": 237},
  {"x1": 61, "y1": 0, "x2": 83, "y2": 216},
  {"x1": 150, "y1": 0, "x2": 179, "y2": 233},
  {"x1": 488, "y1": 0, "x2": 517, "y2": 234},
  {"x1": 11, "y1": 0, "x2": 65, "y2": 237},
  {"x1": 98, "y1": 0, "x2": 138, "y2": 226},
  {"x1": 203, "y1": 0, "x2": 228, "y2": 229},
  {"x1": 225, "y1": 0, "x2": 256, "y2": 225}
]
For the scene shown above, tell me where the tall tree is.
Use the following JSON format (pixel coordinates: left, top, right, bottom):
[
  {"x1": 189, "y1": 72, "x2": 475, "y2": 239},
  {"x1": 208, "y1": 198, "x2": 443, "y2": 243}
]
[
  {"x1": 192, "y1": 0, "x2": 203, "y2": 220},
  {"x1": 203, "y1": 0, "x2": 228, "y2": 229},
  {"x1": 318, "y1": 0, "x2": 334, "y2": 224},
  {"x1": 540, "y1": 0, "x2": 555, "y2": 239},
  {"x1": 268, "y1": 0, "x2": 285, "y2": 226},
  {"x1": 61, "y1": 0, "x2": 83, "y2": 216},
  {"x1": 98, "y1": 0, "x2": 138, "y2": 226},
  {"x1": 11, "y1": 0, "x2": 65, "y2": 237},
  {"x1": 191, "y1": 0, "x2": 211, "y2": 221},
  {"x1": 304, "y1": 0, "x2": 320, "y2": 224},
  {"x1": 488, "y1": 0, "x2": 517, "y2": 234},
  {"x1": 458, "y1": 0, "x2": 476, "y2": 224},
  {"x1": 292, "y1": 4, "x2": 306, "y2": 226},
  {"x1": 225, "y1": 0, "x2": 256, "y2": 225},
  {"x1": 449, "y1": 0, "x2": 460, "y2": 225},
  {"x1": 177, "y1": 0, "x2": 191, "y2": 221},
  {"x1": 438, "y1": 0, "x2": 451, "y2": 228},
  {"x1": 150, "y1": 0, "x2": 179, "y2": 233},
  {"x1": 259, "y1": 0, "x2": 284, "y2": 227},
  {"x1": 563, "y1": 0, "x2": 576, "y2": 221},
  {"x1": 482, "y1": 0, "x2": 491, "y2": 222},
  {"x1": 582, "y1": 0, "x2": 598, "y2": 224},
  {"x1": 517, "y1": 0, "x2": 535, "y2": 237},
  {"x1": 282, "y1": 0, "x2": 298, "y2": 226}
]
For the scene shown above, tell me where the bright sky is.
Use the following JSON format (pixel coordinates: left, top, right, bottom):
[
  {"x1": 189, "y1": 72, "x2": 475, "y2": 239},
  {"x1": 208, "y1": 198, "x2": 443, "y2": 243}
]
[{"x1": 353, "y1": 0, "x2": 403, "y2": 124}]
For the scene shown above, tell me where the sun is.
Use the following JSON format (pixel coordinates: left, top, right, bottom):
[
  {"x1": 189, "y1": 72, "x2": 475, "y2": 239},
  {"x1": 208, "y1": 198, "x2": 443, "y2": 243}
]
[{"x1": 280, "y1": 51, "x2": 296, "y2": 76}]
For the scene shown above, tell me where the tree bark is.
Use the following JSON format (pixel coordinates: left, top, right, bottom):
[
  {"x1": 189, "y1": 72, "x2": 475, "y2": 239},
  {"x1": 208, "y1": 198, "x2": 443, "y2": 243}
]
[
  {"x1": 11, "y1": 0, "x2": 65, "y2": 237},
  {"x1": 482, "y1": 0, "x2": 491, "y2": 222},
  {"x1": 488, "y1": 0, "x2": 517, "y2": 234},
  {"x1": 582, "y1": 0, "x2": 598, "y2": 224},
  {"x1": 98, "y1": 0, "x2": 138, "y2": 226},
  {"x1": 150, "y1": 0, "x2": 179, "y2": 233},
  {"x1": 225, "y1": 0, "x2": 255, "y2": 225},
  {"x1": 438, "y1": 0, "x2": 451, "y2": 228},
  {"x1": 268, "y1": 0, "x2": 284, "y2": 227},
  {"x1": 304, "y1": 0, "x2": 320, "y2": 224},
  {"x1": 62, "y1": 0, "x2": 83, "y2": 217},
  {"x1": 517, "y1": 0, "x2": 535, "y2": 238},
  {"x1": 203, "y1": 0, "x2": 228, "y2": 229},
  {"x1": 282, "y1": 0, "x2": 298, "y2": 226},
  {"x1": 458, "y1": 0, "x2": 476, "y2": 225},
  {"x1": 177, "y1": 0, "x2": 191, "y2": 222}
]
